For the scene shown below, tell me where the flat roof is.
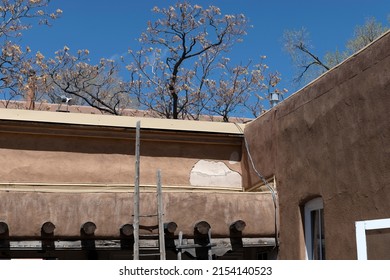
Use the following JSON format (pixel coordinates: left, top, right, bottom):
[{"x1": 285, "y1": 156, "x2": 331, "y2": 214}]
[{"x1": 0, "y1": 108, "x2": 245, "y2": 135}]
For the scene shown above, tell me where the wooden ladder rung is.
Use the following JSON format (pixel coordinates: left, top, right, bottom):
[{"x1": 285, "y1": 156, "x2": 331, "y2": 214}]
[
  {"x1": 139, "y1": 253, "x2": 161, "y2": 257},
  {"x1": 133, "y1": 214, "x2": 158, "y2": 217},
  {"x1": 139, "y1": 233, "x2": 159, "y2": 238},
  {"x1": 139, "y1": 247, "x2": 160, "y2": 250},
  {"x1": 176, "y1": 243, "x2": 216, "y2": 249}
]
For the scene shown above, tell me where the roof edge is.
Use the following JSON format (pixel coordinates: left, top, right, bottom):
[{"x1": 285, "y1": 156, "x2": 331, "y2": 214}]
[{"x1": 0, "y1": 108, "x2": 245, "y2": 135}]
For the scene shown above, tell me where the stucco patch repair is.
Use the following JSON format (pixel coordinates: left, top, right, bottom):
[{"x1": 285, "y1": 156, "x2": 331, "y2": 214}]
[{"x1": 190, "y1": 160, "x2": 242, "y2": 188}]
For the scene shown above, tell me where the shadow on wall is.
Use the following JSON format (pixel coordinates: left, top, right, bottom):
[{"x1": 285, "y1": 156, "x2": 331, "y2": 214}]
[{"x1": 0, "y1": 222, "x2": 10, "y2": 259}]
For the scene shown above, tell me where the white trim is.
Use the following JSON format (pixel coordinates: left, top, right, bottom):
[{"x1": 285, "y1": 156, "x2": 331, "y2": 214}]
[
  {"x1": 355, "y1": 221, "x2": 368, "y2": 260},
  {"x1": 355, "y1": 218, "x2": 390, "y2": 260},
  {"x1": 304, "y1": 197, "x2": 324, "y2": 260}
]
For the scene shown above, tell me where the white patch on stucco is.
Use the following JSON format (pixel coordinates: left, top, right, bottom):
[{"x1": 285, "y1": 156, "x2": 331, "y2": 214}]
[
  {"x1": 190, "y1": 160, "x2": 242, "y2": 188},
  {"x1": 229, "y1": 151, "x2": 240, "y2": 164}
]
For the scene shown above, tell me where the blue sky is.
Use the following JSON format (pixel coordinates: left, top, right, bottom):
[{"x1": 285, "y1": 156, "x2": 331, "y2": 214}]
[{"x1": 19, "y1": 0, "x2": 390, "y2": 97}]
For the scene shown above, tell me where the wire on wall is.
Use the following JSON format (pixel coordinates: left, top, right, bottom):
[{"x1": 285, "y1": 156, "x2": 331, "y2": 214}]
[{"x1": 234, "y1": 123, "x2": 279, "y2": 251}]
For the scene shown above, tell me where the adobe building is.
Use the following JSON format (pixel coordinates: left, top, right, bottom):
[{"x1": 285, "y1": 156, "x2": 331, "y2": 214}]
[
  {"x1": 0, "y1": 110, "x2": 277, "y2": 260},
  {"x1": 243, "y1": 30, "x2": 390, "y2": 260},
  {"x1": 0, "y1": 30, "x2": 389, "y2": 260}
]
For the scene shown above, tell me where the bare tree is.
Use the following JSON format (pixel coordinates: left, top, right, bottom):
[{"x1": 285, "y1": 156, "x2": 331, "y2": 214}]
[
  {"x1": 0, "y1": 1, "x2": 285, "y2": 120},
  {"x1": 128, "y1": 2, "x2": 247, "y2": 120},
  {"x1": 283, "y1": 28, "x2": 330, "y2": 84},
  {"x1": 245, "y1": 67, "x2": 287, "y2": 118},
  {"x1": 284, "y1": 16, "x2": 389, "y2": 85},
  {"x1": 346, "y1": 16, "x2": 388, "y2": 53},
  {"x1": 0, "y1": 0, "x2": 61, "y2": 38},
  {"x1": 0, "y1": 0, "x2": 62, "y2": 106},
  {"x1": 204, "y1": 56, "x2": 286, "y2": 120},
  {"x1": 127, "y1": 1, "x2": 284, "y2": 120},
  {"x1": 0, "y1": 1, "x2": 133, "y2": 114},
  {"x1": 41, "y1": 47, "x2": 134, "y2": 115}
]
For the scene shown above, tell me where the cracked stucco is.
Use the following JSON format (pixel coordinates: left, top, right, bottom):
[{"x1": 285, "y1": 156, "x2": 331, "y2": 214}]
[{"x1": 189, "y1": 160, "x2": 242, "y2": 188}]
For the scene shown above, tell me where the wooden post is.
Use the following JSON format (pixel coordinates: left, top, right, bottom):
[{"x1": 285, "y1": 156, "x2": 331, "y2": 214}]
[
  {"x1": 133, "y1": 120, "x2": 141, "y2": 260},
  {"x1": 157, "y1": 169, "x2": 166, "y2": 260},
  {"x1": 207, "y1": 228, "x2": 213, "y2": 260},
  {"x1": 177, "y1": 231, "x2": 183, "y2": 260}
]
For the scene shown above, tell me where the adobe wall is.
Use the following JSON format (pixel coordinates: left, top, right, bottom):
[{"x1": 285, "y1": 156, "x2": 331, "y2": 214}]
[
  {"x1": 0, "y1": 191, "x2": 275, "y2": 238},
  {"x1": 0, "y1": 121, "x2": 242, "y2": 189},
  {"x1": 243, "y1": 32, "x2": 390, "y2": 259}
]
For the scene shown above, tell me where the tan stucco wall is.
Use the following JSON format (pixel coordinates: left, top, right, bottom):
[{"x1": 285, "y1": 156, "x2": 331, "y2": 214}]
[
  {"x1": 243, "y1": 31, "x2": 390, "y2": 259},
  {"x1": 0, "y1": 191, "x2": 275, "y2": 238},
  {"x1": 0, "y1": 121, "x2": 242, "y2": 189}
]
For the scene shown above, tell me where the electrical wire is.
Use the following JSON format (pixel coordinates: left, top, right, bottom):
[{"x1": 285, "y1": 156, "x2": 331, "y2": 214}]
[{"x1": 234, "y1": 123, "x2": 279, "y2": 251}]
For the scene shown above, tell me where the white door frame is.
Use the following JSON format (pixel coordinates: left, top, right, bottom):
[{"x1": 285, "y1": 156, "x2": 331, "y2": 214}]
[
  {"x1": 355, "y1": 218, "x2": 390, "y2": 260},
  {"x1": 304, "y1": 197, "x2": 324, "y2": 260}
]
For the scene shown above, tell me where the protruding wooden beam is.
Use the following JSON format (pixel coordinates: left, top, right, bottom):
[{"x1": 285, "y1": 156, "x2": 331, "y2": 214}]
[
  {"x1": 164, "y1": 222, "x2": 177, "y2": 234},
  {"x1": 81, "y1": 222, "x2": 96, "y2": 235},
  {"x1": 121, "y1": 224, "x2": 134, "y2": 236},
  {"x1": 0, "y1": 222, "x2": 8, "y2": 234},
  {"x1": 41, "y1": 222, "x2": 56, "y2": 234},
  {"x1": 230, "y1": 220, "x2": 246, "y2": 232},
  {"x1": 194, "y1": 221, "x2": 211, "y2": 235}
]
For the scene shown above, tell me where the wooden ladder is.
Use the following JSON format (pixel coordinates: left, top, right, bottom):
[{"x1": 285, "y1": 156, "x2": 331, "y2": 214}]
[{"x1": 133, "y1": 121, "x2": 166, "y2": 260}]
